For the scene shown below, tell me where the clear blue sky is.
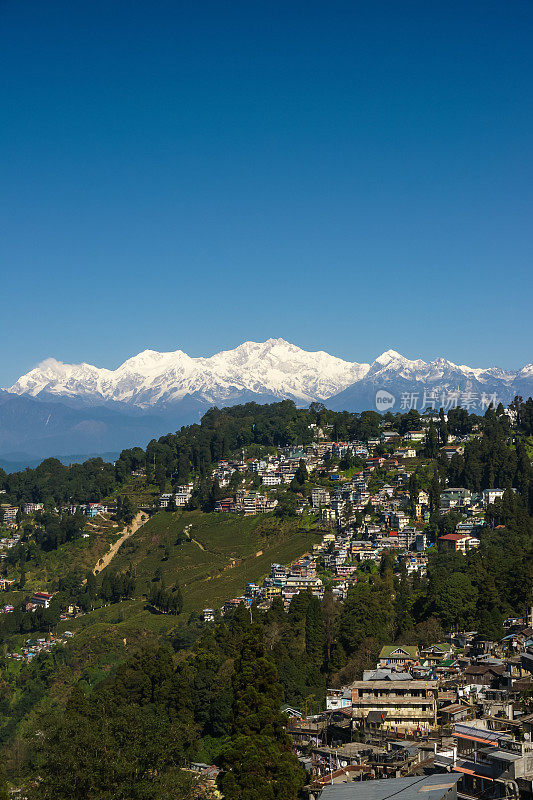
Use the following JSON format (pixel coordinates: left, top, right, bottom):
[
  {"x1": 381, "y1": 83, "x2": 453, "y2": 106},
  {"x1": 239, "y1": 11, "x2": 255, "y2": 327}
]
[{"x1": 1, "y1": 0, "x2": 532, "y2": 385}]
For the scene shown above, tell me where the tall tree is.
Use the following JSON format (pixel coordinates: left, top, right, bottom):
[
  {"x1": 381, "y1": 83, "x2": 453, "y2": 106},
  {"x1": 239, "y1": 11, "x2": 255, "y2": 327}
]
[
  {"x1": 305, "y1": 596, "x2": 325, "y2": 663},
  {"x1": 439, "y1": 408, "x2": 448, "y2": 445},
  {"x1": 218, "y1": 627, "x2": 305, "y2": 800}
]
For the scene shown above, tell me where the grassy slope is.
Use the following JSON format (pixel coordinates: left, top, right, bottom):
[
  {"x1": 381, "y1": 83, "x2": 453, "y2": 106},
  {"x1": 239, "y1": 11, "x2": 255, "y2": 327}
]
[
  {"x1": 60, "y1": 511, "x2": 321, "y2": 642},
  {"x1": 11, "y1": 515, "x2": 123, "y2": 592},
  {"x1": 2, "y1": 510, "x2": 321, "y2": 750},
  {"x1": 112, "y1": 510, "x2": 320, "y2": 608}
]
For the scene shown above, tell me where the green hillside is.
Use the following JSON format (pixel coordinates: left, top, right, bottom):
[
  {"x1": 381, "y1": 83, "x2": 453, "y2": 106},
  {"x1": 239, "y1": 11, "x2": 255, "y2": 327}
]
[
  {"x1": 58, "y1": 510, "x2": 321, "y2": 645},
  {"x1": 111, "y1": 510, "x2": 319, "y2": 604},
  {"x1": 0, "y1": 509, "x2": 321, "y2": 766}
]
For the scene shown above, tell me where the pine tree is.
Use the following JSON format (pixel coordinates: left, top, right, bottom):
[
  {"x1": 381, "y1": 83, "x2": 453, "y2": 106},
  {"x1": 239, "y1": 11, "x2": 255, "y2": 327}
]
[
  {"x1": 19, "y1": 560, "x2": 26, "y2": 589},
  {"x1": 294, "y1": 459, "x2": 308, "y2": 487},
  {"x1": 0, "y1": 765, "x2": 9, "y2": 800},
  {"x1": 515, "y1": 441, "x2": 532, "y2": 501},
  {"x1": 321, "y1": 587, "x2": 339, "y2": 667},
  {"x1": 305, "y1": 595, "x2": 325, "y2": 664},
  {"x1": 170, "y1": 584, "x2": 183, "y2": 615},
  {"x1": 86, "y1": 571, "x2": 97, "y2": 600},
  {"x1": 408, "y1": 472, "x2": 420, "y2": 517},
  {"x1": 218, "y1": 626, "x2": 305, "y2": 800},
  {"x1": 439, "y1": 408, "x2": 448, "y2": 445},
  {"x1": 429, "y1": 467, "x2": 441, "y2": 516},
  {"x1": 426, "y1": 421, "x2": 438, "y2": 457}
]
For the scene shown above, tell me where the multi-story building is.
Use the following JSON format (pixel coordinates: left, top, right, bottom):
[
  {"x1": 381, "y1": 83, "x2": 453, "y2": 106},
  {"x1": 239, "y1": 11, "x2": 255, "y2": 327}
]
[
  {"x1": 482, "y1": 488, "x2": 506, "y2": 507},
  {"x1": 404, "y1": 430, "x2": 426, "y2": 442},
  {"x1": 262, "y1": 474, "x2": 282, "y2": 486},
  {"x1": 439, "y1": 533, "x2": 480, "y2": 553},
  {"x1": 270, "y1": 563, "x2": 289, "y2": 581},
  {"x1": 394, "y1": 448, "x2": 417, "y2": 459},
  {"x1": 160, "y1": 484, "x2": 194, "y2": 508},
  {"x1": 440, "y1": 487, "x2": 472, "y2": 511},
  {"x1": 1, "y1": 506, "x2": 18, "y2": 522},
  {"x1": 234, "y1": 490, "x2": 273, "y2": 515},
  {"x1": 248, "y1": 460, "x2": 267, "y2": 474},
  {"x1": 311, "y1": 488, "x2": 331, "y2": 508},
  {"x1": 31, "y1": 592, "x2": 53, "y2": 609},
  {"x1": 392, "y1": 511, "x2": 410, "y2": 531},
  {"x1": 348, "y1": 678, "x2": 438, "y2": 734},
  {"x1": 326, "y1": 687, "x2": 352, "y2": 711},
  {"x1": 284, "y1": 574, "x2": 323, "y2": 597},
  {"x1": 378, "y1": 645, "x2": 419, "y2": 669},
  {"x1": 415, "y1": 532, "x2": 427, "y2": 552},
  {"x1": 398, "y1": 526, "x2": 417, "y2": 549},
  {"x1": 215, "y1": 497, "x2": 235, "y2": 512},
  {"x1": 24, "y1": 503, "x2": 44, "y2": 515},
  {"x1": 175, "y1": 484, "x2": 194, "y2": 507}
]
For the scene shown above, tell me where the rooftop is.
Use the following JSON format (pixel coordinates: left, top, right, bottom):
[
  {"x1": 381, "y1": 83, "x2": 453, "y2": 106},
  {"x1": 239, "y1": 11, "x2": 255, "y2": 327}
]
[{"x1": 318, "y1": 773, "x2": 460, "y2": 800}]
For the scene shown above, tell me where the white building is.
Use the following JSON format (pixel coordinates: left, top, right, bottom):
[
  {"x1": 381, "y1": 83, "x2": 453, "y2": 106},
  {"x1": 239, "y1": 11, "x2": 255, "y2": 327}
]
[
  {"x1": 482, "y1": 488, "x2": 506, "y2": 507},
  {"x1": 262, "y1": 474, "x2": 282, "y2": 487},
  {"x1": 311, "y1": 487, "x2": 331, "y2": 508}
]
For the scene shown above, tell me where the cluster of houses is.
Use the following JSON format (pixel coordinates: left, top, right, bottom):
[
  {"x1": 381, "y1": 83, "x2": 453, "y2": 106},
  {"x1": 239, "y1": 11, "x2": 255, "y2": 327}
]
[
  {"x1": 197, "y1": 422, "x2": 512, "y2": 635},
  {"x1": 0, "y1": 530, "x2": 22, "y2": 561},
  {"x1": 7, "y1": 630, "x2": 74, "y2": 663},
  {"x1": 287, "y1": 616, "x2": 533, "y2": 798},
  {"x1": 154, "y1": 420, "x2": 507, "y2": 535},
  {"x1": 1, "y1": 501, "x2": 109, "y2": 524},
  {"x1": 205, "y1": 516, "x2": 430, "y2": 623},
  {"x1": 201, "y1": 491, "x2": 492, "y2": 625}
]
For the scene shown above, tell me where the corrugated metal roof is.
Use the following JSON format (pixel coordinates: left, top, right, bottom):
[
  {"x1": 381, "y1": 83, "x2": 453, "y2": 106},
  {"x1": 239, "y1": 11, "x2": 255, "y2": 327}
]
[
  {"x1": 319, "y1": 773, "x2": 460, "y2": 799},
  {"x1": 486, "y1": 749, "x2": 522, "y2": 761}
]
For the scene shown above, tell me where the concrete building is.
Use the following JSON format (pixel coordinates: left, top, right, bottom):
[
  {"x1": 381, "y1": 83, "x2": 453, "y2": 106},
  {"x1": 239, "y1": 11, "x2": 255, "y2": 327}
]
[{"x1": 348, "y1": 679, "x2": 438, "y2": 734}]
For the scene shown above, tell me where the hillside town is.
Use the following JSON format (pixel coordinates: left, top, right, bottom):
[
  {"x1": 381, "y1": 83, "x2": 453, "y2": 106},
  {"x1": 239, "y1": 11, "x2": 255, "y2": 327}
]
[
  {"x1": 290, "y1": 610, "x2": 533, "y2": 799},
  {"x1": 0, "y1": 400, "x2": 531, "y2": 800},
  {"x1": 160, "y1": 412, "x2": 532, "y2": 799}
]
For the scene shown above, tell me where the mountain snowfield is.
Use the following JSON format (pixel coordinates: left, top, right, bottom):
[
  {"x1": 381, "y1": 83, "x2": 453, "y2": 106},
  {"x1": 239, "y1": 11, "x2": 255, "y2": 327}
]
[
  {"x1": 2, "y1": 339, "x2": 532, "y2": 461},
  {"x1": 6, "y1": 338, "x2": 530, "y2": 407},
  {"x1": 8, "y1": 339, "x2": 370, "y2": 406}
]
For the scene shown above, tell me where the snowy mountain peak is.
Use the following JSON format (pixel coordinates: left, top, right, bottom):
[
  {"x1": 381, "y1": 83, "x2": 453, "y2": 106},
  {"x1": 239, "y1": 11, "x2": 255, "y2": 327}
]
[
  {"x1": 517, "y1": 363, "x2": 533, "y2": 379},
  {"x1": 6, "y1": 341, "x2": 531, "y2": 412},
  {"x1": 375, "y1": 349, "x2": 407, "y2": 364},
  {"x1": 368, "y1": 350, "x2": 427, "y2": 378},
  {"x1": 7, "y1": 340, "x2": 369, "y2": 407}
]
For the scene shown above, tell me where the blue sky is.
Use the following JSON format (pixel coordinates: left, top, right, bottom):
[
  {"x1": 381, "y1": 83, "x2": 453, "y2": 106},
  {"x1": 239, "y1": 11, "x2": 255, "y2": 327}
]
[{"x1": 1, "y1": 0, "x2": 532, "y2": 385}]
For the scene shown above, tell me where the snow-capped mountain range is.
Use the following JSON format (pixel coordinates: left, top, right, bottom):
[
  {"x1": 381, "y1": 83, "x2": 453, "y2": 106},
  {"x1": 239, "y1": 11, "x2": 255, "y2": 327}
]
[
  {"x1": 1, "y1": 339, "x2": 531, "y2": 463},
  {"x1": 8, "y1": 339, "x2": 370, "y2": 407},
  {"x1": 7, "y1": 338, "x2": 532, "y2": 408}
]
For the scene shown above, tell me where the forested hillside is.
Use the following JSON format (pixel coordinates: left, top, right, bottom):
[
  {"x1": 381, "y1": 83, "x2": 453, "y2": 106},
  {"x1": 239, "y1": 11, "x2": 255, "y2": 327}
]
[{"x1": 0, "y1": 397, "x2": 531, "y2": 798}]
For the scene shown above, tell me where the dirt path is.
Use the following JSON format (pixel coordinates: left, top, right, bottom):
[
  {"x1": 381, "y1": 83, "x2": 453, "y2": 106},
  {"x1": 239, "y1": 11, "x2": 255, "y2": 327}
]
[
  {"x1": 191, "y1": 538, "x2": 205, "y2": 551},
  {"x1": 92, "y1": 511, "x2": 147, "y2": 575},
  {"x1": 182, "y1": 523, "x2": 206, "y2": 552}
]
